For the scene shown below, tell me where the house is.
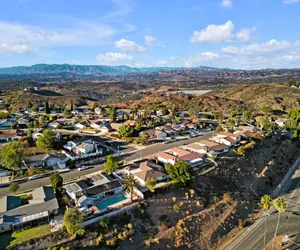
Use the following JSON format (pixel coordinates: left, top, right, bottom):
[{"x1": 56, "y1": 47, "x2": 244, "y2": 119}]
[
  {"x1": 66, "y1": 175, "x2": 123, "y2": 207},
  {"x1": 99, "y1": 124, "x2": 112, "y2": 134},
  {"x1": 140, "y1": 129, "x2": 167, "y2": 139},
  {"x1": 110, "y1": 123, "x2": 123, "y2": 132},
  {"x1": 275, "y1": 119, "x2": 287, "y2": 128},
  {"x1": 0, "y1": 186, "x2": 59, "y2": 232},
  {"x1": 186, "y1": 143, "x2": 207, "y2": 154},
  {"x1": 74, "y1": 120, "x2": 90, "y2": 130},
  {"x1": 48, "y1": 121, "x2": 61, "y2": 129},
  {"x1": 0, "y1": 196, "x2": 22, "y2": 213},
  {"x1": 64, "y1": 180, "x2": 89, "y2": 201},
  {"x1": 212, "y1": 132, "x2": 241, "y2": 146},
  {"x1": 76, "y1": 142, "x2": 96, "y2": 154},
  {"x1": 0, "y1": 130, "x2": 23, "y2": 143},
  {"x1": 125, "y1": 120, "x2": 137, "y2": 127},
  {"x1": 186, "y1": 140, "x2": 229, "y2": 157},
  {"x1": 207, "y1": 144, "x2": 229, "y2": 157},
  {"x1": 157, "y1": 125, "x2": 178, "y2": 136},
  {"x1": 178, "y1": 152, "x2": 204, "y2": 167},
  {"x1": 89, "y1": 120, "x2": 103, "y2": 130},
  {"x1": 168, "y1": 147, "x2": 191, "y2": 157},
  {"x1": 0, "y1": 119, "x2": 12, "y2": 128},
  {"x1": 123, "y1": 164, "x2": 168, "y2": 187},
  {"x1": 56, "y1": 118, "x2": 76, "y2": 127},
  {"x1": 172, "y1": 124, "x2": 186, "y2": 133},
  {"x1": 23, "y1": 153, "x2": 67, "y2": 168},
  {"x1": 134, "y1": 160, "x2": 165, "y2": 172},
  {"x1": 156, "y1": 152, "x2": 177, "y2": 165},
  {"x1": 63, "y1": 140, "x2": 103, "y2": 156}
]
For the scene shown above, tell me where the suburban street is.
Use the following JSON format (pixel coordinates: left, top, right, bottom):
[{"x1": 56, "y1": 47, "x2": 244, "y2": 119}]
[
  {"x1": 223, "y1": 158, "x2": 300, "y2": 250},
  {"x1": 0, "y1": 131, "x2": 214, "y2": 197}
]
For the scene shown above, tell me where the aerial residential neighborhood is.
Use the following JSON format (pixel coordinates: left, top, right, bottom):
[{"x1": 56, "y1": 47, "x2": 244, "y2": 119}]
[{"x1": 0, "y1": 0, "x2": 300, "y2": 249}]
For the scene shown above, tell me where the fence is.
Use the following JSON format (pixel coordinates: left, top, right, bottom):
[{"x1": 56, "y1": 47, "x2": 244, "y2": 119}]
[{"x1": 83, "y1": 203, "x2": 139, "y2": 227}]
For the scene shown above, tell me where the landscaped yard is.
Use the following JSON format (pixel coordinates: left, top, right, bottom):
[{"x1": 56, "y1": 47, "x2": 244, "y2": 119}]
[{"x1": 9, "y1": 224, "x2": 51, "y2": 248}]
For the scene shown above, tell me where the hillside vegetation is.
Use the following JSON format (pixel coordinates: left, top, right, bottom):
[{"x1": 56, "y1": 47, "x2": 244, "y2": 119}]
[{"x1": 209, "y1": 84, "x2": 300, "y2": 111}]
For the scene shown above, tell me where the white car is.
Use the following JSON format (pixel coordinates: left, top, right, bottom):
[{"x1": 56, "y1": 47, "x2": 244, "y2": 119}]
[
  {"x1": 78, "y1": 166, "x2": 91, "y2": 171},
  {"x1": 29, "y1": 174, "x2": 41, "y2": 180}
]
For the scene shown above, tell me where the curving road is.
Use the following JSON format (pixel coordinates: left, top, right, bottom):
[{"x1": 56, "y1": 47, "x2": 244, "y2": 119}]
[
  {"x1": 223, "y1": 159, "x2": 300, "y2": 250},
  {"x1": 0, "y1": 131, "x2": 214, "y2": 197}
]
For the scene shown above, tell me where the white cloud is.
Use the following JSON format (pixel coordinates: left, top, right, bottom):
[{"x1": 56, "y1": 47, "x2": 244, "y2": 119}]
[
  {"x1": 221, "y1": 0, "x2": 233, "y2": 8},
  {"x1": 104, "y1": 0, "x2": 133, "y2": 19},
  {"x1": 236, "y1": 27, "x2": 256, "y2": 42},
  {"x1": 222, "y1": 39, "x2": 298, "y2": 55},
  {"x1": 283, "y1": 0, "x2": 300, "y2": 4},
  {"x1": 145, "y1": 35, "x2": 156, "y2": 46},
  {"x1": 96, "y1": 52, "x2": 135, "y2": 66},
  {"x1": 114, "y1": 38, "x2": 146, "y2": 52},
  {"x1": 0, "y1": 17, "x2": 136, "y2": 52},
  {"x1": 191, "y1": 21, "x2": 256, "y2": 44},
  {"x1": 191, "y1": 21, "x2": 234, "y2": 44},
  {"x1": 0, "y1": 43, "x2": 32, "y2": 53}
]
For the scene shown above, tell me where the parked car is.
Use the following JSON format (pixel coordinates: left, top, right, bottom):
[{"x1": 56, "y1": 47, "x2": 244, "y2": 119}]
[
  {"x1": 163, "y1": 140, "x2": 170, "y2": 144},
  {"x1": 29, "y1": 174, "x2": 42, "y2": 180},
  {"x1": 78, "y1": 166, "x2": 92, "y2": 171}
]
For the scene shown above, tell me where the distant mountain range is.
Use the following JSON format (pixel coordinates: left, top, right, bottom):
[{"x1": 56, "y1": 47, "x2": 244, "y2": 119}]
[
  {"x1": 0, "y1": 64, "x2": 225, "y2": 75},
  {"x1": 0, "y1": 64, "x2": 299, "y2": 86}
]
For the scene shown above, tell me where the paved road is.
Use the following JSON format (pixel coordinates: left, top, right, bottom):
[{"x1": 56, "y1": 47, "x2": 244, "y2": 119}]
[
  {"x1": 223, "y1": 159, "x2": 300, "y2": 250},
  {"x1": 0, "y1": 131, "x2": 214, "y2": 197}
]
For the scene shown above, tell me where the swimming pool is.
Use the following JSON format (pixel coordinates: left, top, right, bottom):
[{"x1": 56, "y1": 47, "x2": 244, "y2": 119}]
[{"x1": 96, "y1": 194, "x2": 127, "y2": 210}]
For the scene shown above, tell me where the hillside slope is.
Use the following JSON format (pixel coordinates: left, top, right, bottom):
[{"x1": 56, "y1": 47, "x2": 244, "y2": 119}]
[{"x1": 209, "y1": 84, "x2": 300, "y2": 111}]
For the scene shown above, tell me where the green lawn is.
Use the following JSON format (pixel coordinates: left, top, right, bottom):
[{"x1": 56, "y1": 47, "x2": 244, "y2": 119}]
[{"x1": 9, "y1": 224, "x2": 51, "y2": 248}]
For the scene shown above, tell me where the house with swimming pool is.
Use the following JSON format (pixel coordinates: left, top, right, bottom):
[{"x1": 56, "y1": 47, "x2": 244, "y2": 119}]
[{"x1": 64, "y1": 173, "x2": 132, "y2": 210}]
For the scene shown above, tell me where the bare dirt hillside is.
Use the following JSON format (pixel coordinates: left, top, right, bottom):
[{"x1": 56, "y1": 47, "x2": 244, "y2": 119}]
[{"x1": 209, "y1": 84, "x2": 300, "y2": 111}]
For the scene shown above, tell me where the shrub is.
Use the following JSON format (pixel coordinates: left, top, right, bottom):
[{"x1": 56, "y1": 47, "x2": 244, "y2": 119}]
[{"x1": 173, "y1": 204, "x2": 180, "y2": 213}]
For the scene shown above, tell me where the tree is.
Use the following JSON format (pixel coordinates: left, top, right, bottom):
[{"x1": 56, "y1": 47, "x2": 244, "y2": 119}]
[
  {"x1": 38, "y1": 116, "x2": 45, "y2": 127},
  {"x1": 103, "y1": 155, "x2": 119, "y2": 175},
  {"x1": 234, "y1": 146, "x2": 246, "y2": 156},
  {"x1": 70, "y1": 100, "x2": 74, "y2": 111},
  {"x1": 146, "y1": 178, "x2": 156, "y2": 192},
  {"x1": 36, "y1": 129, "x2": 56, "y2": 150},
  {"x1": 242, "y1": 110, "x2": 251, "y2": 121},
  {"x1": 45, "y1": 101, "x2": 50, "y2": 114},
  {"x1": 217, "y1": 112, "x2": 223, "y2": 124},
  {"x1": 0, "y1": 112, "x2": 10, "y2": 119},
  {"x1": 293, "y1": 130, "x2": 299, "y2": 140},
  {"x1": 118, "y1": 124, "x2": 133, "y2": 138},
  {"x1": 260, "y1": 194, "x2": 273, "y2": 249},
  {"x1": 123, "y1": 175, "x2": 136, "y2": 202},
  {"x1": 135, "y1": 132, "x2": 148, "y2": 145},
  {"x1": 98, "y1": 217, "x2": 110, "y2": 233},
  {"x1": 9, "y1": 182, "x2": 19, "y2": 193},
  {"x1": 231, "y1": 110, "x2": 237, "y2": 118},
  {"x1": 1, "y1": 141, "x2": 26, "y2": 170},
  {"x1": 63, "y1": 208, "x2": 85, "y2": 236},
  {"x1": 165, "y1": 161, "x2": 191, "y2": 187},
  {"x1": 272, "y1": 197, "x2": 287, "y2": 250},
  {"x1": 216, "y1": 125, "x2": 224, "y2": 132},
  {"x1": 110, "y1": 107, "x2": 116, "y2": 123},
  {"x1": 50, "y1": 173, "x2": 63, "y2": 194}
]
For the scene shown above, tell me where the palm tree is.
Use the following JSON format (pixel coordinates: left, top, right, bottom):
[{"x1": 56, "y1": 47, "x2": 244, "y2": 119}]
[
  {"x1": 260, "y1": 194, "x2": 273, "y2": 249},
  {"x1": 271, "y1": 197, "x2": 287, "y2": 250},
  {"x1": 123, "y1": 175, "x2": 136, "y2": 202}
]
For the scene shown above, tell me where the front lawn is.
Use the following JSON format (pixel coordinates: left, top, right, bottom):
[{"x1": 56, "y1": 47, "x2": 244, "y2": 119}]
[{"x1": 9, "y1": 224, "x2": 51, "y2": 248}]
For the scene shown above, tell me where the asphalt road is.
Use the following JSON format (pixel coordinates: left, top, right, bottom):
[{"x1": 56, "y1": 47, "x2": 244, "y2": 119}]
[
  {"x1": 224, "y1": 161, "x2": 300, "y2": 250},
  {"x1": 0, "y1": 131, "x2": 214, "y2": 197}
]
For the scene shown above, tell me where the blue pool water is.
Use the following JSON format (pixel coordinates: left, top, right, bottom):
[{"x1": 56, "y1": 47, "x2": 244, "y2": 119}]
[{"x1": 96, "y1": 194, "x2": 127, "y2": 210}]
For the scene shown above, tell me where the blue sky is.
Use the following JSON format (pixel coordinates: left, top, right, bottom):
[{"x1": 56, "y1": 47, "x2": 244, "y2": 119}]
[{"x1": 0, "y1": 0, "x2": 300, "y2": 69}]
